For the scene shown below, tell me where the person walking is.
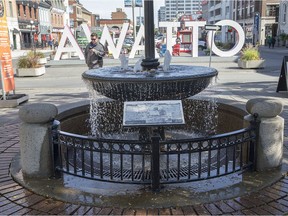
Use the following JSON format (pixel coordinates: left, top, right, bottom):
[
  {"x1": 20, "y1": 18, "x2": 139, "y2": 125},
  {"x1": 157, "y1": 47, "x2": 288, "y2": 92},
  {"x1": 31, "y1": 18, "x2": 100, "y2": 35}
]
[
  {"x1": 267, "y1": 36, "x2": 272, "y2": 48},
  {"x1": 271, "y1": 36, "x2": 276, "y2": 49},
  {"x1": 84, "y1": 33, "x2": 105, "y2": 69}
]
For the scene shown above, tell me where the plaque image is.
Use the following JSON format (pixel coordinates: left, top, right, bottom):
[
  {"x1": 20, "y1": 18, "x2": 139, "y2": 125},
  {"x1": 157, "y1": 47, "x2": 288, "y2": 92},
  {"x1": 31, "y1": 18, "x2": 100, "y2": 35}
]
[{"x1": 123, "y1": 100, "x2": 185, "y2": 126}]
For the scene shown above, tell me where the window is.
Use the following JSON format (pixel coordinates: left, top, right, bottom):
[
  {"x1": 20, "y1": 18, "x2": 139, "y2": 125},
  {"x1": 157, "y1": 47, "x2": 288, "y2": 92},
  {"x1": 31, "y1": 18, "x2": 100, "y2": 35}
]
[
  {"x1": 23, "y1": 5, "x2": 26, "y2": 17},
  {"x1": 17, "y1": 4, "x2": 20, "y2": 16},
  {"x1": 283, "y1": 4, "x2": 287, "y2": 23},
  {"x1": 266, "y1": 5, "x2": 277, "y2": 17},
  {"x1": 226, "y1": 6, "x2": 229, "y2": 15},
  {"x1": 34, "y1": 8, "x2": 37, "y2": 19}
]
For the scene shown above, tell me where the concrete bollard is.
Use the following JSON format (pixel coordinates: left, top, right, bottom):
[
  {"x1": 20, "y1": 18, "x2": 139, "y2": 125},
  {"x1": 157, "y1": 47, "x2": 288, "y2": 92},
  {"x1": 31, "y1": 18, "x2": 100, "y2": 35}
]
[
  {"x1": 245, "y1": 98, "x2": 284, "y2": 171},
  {"x1": 19, "y1": 103, "x2": 58, "y2": 178}
]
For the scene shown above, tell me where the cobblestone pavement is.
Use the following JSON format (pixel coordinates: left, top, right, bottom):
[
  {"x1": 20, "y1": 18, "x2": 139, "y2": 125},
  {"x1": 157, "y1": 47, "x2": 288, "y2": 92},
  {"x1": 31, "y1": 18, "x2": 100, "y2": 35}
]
[
  {"x1": 1, "y1": 47, "x2": 288, "y2": 215},
  {"x1": 1, "y1": 129, "x2": 288, "y2": 215}
]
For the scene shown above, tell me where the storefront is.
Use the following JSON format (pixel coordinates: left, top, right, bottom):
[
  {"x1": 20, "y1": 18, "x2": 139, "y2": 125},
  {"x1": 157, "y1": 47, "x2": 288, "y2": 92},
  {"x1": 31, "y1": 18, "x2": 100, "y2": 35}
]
[
  {"x1": 9, "y1": 28, "x2": 20, "y2": 50},
  {"x1": 39, "y1": 24, "x2": 51, "y2": 48},
  {"x1": 18, "y1": 21, "x2": 38, "y2": 49},
  {"x1": 52, "y1": 27, "x2": 63, "y2": 45}
]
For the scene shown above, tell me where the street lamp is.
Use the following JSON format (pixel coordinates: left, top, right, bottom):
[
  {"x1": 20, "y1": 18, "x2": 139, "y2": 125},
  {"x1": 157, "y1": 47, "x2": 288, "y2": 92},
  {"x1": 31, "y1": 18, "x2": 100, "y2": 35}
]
[
  {"x1": 131, "y1": 0, "x2": 136, "y2": 42},
  {"x1": 141, "y1": 0, "x2": 159, "y2": 70},
  {"x1": 30, "y1": 20, "x2": 34, "y2": 52}
]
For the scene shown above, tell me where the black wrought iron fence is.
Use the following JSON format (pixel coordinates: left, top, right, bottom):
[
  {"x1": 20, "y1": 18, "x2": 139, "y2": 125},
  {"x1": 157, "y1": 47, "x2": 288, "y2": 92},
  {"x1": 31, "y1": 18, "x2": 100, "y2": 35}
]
[{"x1": 51, "y1": 120, "x2": 258, "y2": 191}]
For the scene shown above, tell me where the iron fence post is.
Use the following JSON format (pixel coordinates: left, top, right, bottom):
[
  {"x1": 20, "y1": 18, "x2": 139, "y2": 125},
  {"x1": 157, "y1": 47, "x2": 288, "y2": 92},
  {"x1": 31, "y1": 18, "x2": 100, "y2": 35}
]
[
  {"x1": 49, "y1": 120, "x2": 61, "y2": 178},
  {"x1": 151, "y1": 134, "x2": 161, "y2": 192},
  {"x1": 249, "y1": 113, "x2": 260, "y2": 171}
]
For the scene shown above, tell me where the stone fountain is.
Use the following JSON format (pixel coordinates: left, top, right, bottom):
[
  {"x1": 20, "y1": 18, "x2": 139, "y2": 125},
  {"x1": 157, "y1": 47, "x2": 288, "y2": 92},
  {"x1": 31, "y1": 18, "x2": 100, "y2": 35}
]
[
  {"x1": 11, "y1": 0, "x2": 285, "y2": 208},
  {"x1": 82, "y1": 0, "x2": 217, "y2": 103}
]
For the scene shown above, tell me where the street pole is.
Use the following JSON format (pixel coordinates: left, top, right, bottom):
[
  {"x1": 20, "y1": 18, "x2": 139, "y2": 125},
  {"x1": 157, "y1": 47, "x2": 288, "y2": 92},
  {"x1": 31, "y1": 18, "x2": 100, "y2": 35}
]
[
  {"x1": 132, "y1": 0, "x2": 136, "y2": 42},
  {"x1": 0, "y1": 60, "x2": 6, "y2": 100},
  {"x1": 141, "y1": 0, "x2": 159, "y2": 70},
  {"x1": 30, "y1": 20, "x2": 35, "y2": 54},
  {"x1": 209, "y1": 31, "x2": 214, "y2": 68}
]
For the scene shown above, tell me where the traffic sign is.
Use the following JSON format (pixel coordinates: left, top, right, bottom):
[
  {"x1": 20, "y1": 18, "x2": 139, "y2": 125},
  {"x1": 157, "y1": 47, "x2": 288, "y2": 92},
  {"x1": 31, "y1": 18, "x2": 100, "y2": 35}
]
[{"x1": 205, "y1": 25, "x2": 222, "y2": 31}]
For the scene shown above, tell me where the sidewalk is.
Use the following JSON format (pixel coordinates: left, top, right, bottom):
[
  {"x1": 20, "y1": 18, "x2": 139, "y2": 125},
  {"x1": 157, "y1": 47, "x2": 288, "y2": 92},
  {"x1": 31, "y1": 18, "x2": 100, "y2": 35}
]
[
  {"x1": 1, "y1": 49, "x2": 288, "y2": 215},
  {"x1": 11, "y1": 48, "x2": 53, "y2": 59}
]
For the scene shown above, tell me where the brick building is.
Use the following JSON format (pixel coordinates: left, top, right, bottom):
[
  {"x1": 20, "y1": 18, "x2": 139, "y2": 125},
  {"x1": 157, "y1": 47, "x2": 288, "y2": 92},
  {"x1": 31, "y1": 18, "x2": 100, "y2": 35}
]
[
  {"x1": 99, "y1": 8, "x2": 131, "y2": 36},
  {"x1": 68, "y1": 0, "x2": 83, "y2": 31},
  {"x1": 232, "y1": 0, "x2": 280, "y2": 45},
  {"x1": 38, "y1": 0, "x2": 51, "y2": 47},
  {"x1": 16, "y1": 0, "x2": 39, "y2": 49},
  {"x1": 50, "y1": 0, "x2": 65, "y2": 44}
]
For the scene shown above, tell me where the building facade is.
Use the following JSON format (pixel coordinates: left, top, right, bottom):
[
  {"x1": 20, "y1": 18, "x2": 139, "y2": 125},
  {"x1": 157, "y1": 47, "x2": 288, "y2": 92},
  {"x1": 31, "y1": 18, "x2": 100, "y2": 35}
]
[
  {"x1": 205, "y1": 0, "x2": 233, "y2": 42},
  {"x1": 63, "y1": 0, "x2": 69, "y2": 26},
  {"x1": 38, "y1": 0, "x2": 51, "y2": 47},
  {"x1": 111, "y1": 8, "x2": 127, "y2": 20},
  {"x1": 16, "y1": 0, "x2": 39, "y2": 49},
  {"x1": 50, "y1": 0, "x2": 65, "y2": 43},
  {"x1": 4, "y1": 0, "x2": 21, "y2": 50},
  {"x1": 201, "y1": 0, "x2": 208, "y2": 21},
  {"x1": 231, "y1": 0, "x2": 255, "y2": 44},
  {"x1": 232, "y1": 0, "x2": 279, "y2": 45},
  {"x1": 164, "y1": 0, "x2": 202, "y2": 21},
  {"x1": 278, "y1": 0, "x2": 288, "y2": 35},
  {"x1": 68, "y1": 0, "x2": 83, "y2": 31},
  {"x1": 158, "y1": 6, "x2": 166, "y2": 33},
  {"x1": 81, "y1": 6, "x2": 92, "y2": 27}
]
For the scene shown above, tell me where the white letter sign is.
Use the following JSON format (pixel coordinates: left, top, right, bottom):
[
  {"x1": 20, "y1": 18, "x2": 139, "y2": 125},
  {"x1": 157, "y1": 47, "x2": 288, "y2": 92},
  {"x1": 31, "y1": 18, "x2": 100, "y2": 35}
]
[
  {"x1": 207, "y1": 20, "x2": 245, "y2": 57},
  {"x1": 54, "y1": 25, "x2": 84, "y2": 60}
]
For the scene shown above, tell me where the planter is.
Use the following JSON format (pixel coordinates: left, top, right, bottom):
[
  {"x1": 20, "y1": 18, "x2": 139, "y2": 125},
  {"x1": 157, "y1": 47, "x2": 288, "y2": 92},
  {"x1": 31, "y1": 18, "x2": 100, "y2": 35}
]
[
  {"x1": 16, "y1": 66, "x2": 45, "y2": 77},
  {"x1": 238, "y1": 59, "x2": 266, "y2": 69},
  {"x1": 38, "y1": 58, "x2": 47, "y2": 65}
]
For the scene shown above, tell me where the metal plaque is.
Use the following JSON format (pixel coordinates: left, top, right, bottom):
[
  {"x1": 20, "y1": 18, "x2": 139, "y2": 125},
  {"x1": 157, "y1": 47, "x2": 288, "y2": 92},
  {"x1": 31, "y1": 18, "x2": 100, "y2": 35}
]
[{"x1": 123, "y1": 100, "x2": 185, "y2": 127}]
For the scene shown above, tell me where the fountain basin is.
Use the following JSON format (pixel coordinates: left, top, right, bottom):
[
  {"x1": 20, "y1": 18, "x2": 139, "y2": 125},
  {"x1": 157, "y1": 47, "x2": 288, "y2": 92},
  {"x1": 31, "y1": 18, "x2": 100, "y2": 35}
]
[
  {"x1": 82, "y1": 65, "x2": 218, "y2": 101},
  {"x1": 58, "y1": 99, "x2": 245, "y2": 137}
]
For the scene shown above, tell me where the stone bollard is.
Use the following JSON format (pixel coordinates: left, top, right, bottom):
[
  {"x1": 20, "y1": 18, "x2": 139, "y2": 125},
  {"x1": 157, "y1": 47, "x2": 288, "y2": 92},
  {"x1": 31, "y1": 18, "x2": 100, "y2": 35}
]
[
  {"x1": 19, "y1": 103, "x2": 58, "y2": 178},
  {"x1": 245, "y1": 98, "x2": 284, "y2": 171}
]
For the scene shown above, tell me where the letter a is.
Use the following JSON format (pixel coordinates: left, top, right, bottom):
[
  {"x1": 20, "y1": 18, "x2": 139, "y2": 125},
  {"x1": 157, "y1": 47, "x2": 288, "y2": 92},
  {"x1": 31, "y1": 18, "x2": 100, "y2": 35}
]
[{"x1": 54, "y1": 25, "x2": 85, "y2": 60}]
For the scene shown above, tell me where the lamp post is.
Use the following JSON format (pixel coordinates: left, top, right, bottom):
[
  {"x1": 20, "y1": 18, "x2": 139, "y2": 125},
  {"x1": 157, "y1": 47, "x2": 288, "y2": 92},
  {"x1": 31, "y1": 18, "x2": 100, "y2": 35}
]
[
  {"x1": 141, "y1": 0, "x2": 159, "y2": 70},
  {"x1": 30, "y1": 20, "x2": 34, "y2": 53},
  {"x1": 132, "y1": 0, "x2": 136, "y2": 42}
]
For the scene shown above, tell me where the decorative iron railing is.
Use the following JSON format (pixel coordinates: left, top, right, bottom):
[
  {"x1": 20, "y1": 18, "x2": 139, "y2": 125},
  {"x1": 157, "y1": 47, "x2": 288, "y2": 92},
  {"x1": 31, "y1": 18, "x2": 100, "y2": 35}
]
[{"x1": 51, "y1": 119, "x2": 258, "y2": 191}]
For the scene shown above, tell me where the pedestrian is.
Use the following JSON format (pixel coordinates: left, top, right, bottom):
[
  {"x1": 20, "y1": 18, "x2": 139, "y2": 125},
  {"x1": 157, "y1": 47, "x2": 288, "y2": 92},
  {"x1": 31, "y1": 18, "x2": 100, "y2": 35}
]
[
  {"x1": 48, "y1": 40, "x2": 53, "y2": 50},
  {"x1": 54, "y1": 40, "x2": 59, "y2": 50},
  {"x1": 271, "y1": 36, "x2": 276, "y2": 49},
  {"x1": 267, "y1": 36, "x2": 272, "y2": 48},
  {"x1": 84, "y1": 33, "x2": 105, "y2": 69}
]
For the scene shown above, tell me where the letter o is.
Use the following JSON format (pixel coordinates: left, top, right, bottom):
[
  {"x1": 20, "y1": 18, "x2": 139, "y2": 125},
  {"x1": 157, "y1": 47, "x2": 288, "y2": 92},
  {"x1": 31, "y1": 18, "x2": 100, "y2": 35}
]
[{"x1": 207, "y1": 20, "x2": 245, "y2": 57}]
